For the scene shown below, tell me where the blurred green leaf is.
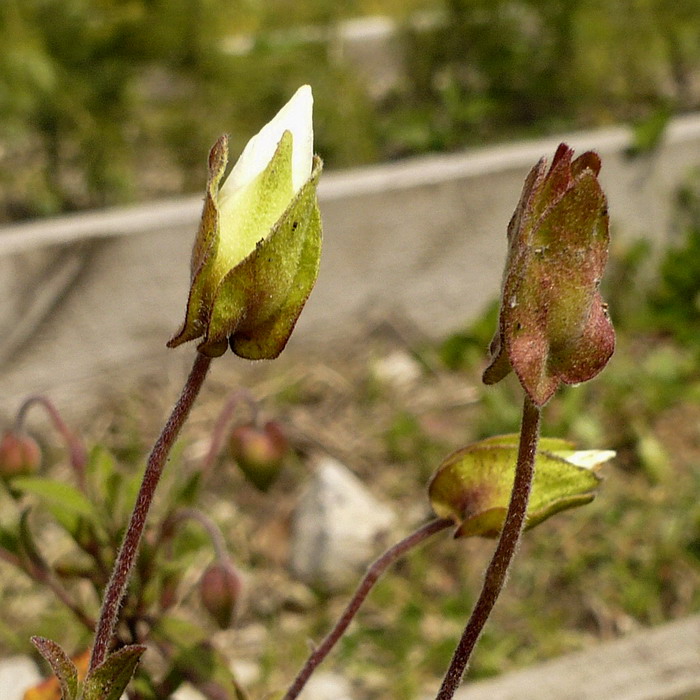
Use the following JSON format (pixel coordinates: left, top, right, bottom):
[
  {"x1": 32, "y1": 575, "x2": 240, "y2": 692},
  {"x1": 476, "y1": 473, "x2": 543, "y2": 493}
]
[
  {"x1": 88, "y1": 446, "x2": 120, "y2": 513},
  {"x1": 13, "y1": 477, "x2": 96, "y2": 519},
  {"x1": 18, "y1": 509, "x2": 49, "y2": 573},
  {"x1": 152, "y1": 616, "x2": 247, "y2": 699}
]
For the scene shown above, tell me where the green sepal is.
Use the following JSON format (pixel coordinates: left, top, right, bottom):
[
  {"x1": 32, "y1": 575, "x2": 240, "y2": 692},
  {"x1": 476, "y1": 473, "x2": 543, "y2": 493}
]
[
  {"x1": 168, "y1": 132, "x2": 323, "y2": 360},
  {"x1": 79, "y1": 645, "x2": 146, "y2": 700},
  {"x1": 31, "y1": 637, "x2": 79, "y2": 700},
  {"x1": 428, "y1": 435, "x2": 613, "y2": 538}
]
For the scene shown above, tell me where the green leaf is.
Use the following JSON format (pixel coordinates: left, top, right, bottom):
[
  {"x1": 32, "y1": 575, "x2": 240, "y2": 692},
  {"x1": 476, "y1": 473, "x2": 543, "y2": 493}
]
[
  {"x1": 172, "y1": 469, "x2": 202, "y2": 507},
  {"x1": 428, "y1": 438, "x2": 613, "y2": 538},
  {"x1": 31, "y1": 636, "x2": 79, "y2": 700},
  {"x1": 0, "y1": 523, "x2": 19, "y2": 556},
  {"x1": 80, "y1": 645, "x2": 145, "y2": 700},
  {"x1": 18, "y1": 509, "x2": 48, "y2": 573},
  {"x1": 12, "y1": 477, "x2": 98, "y2": 534},
  {"x1": 87, "y1": 445, "x2": 120, "y2": 511}
]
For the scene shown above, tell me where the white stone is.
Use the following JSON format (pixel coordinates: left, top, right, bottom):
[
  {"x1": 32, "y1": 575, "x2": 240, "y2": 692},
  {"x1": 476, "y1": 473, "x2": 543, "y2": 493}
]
[
  {"x1": 291, "y1": 457, "x2": 396, "y2": 591},
  {"x1": 0, "y1": 656, "x2": 42, "y2": 700},
  {"x1": 173, "y1": 683, "x2": 207, "y2": 699},
  {"x1": 299, "y1": 671, "x2": 354, "y2": 700},
  {"x1": 372, "y1": 350, "x2": 423, "y2": 389}
]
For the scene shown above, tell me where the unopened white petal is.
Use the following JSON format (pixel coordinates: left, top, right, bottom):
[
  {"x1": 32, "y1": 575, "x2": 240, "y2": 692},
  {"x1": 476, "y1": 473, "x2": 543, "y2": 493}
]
[
  {"x1": 220, "y1": 85, "x2": 313, "y2": 199},
  {"x1": 563, "y1": 450, "x2": 616, "y2": 469}
]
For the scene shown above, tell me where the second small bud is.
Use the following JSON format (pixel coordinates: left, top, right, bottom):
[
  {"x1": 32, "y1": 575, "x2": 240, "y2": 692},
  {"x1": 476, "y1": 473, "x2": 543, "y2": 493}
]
[
  {"x1": 200, "y1": 562, "x2": 243, "y2": 629},
  {"x1": 229, "y1": 420, "x2": 289, "y2": 492},
  {"x1": 0, "y1": 430, "x2": 41, "y2": 479}
]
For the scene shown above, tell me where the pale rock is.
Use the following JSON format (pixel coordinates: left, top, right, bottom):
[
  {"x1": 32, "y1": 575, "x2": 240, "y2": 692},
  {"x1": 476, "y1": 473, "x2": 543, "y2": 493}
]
[
  {"x1": 372, "y1": 350, "x2": 422, "y2": 389},
  {"x1": 173, "y1": 683, "x2": 207, "y2": 700},
  {"x1": 299, "y1": 670, "x2": 354, "y2": 700},
  {"x1": 291, "y1": 457, "x2": 396, "y2": 591},
  {"x1": 0, "y1": 656, "x2": 41, "y2": 700}
]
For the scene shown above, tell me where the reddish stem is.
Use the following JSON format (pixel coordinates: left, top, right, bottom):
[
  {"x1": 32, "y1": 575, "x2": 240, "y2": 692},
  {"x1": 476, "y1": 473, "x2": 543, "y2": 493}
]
[
  {"x1": 165, "y1": 507, "x2": 230, "y2": 562},
  {"x1": 435, "y1": 395, "x2": 541, "y2": 699},
  {"x1": 89, "y1": 352, "x2": 212, "y2": 672},
  {"x1": 14, "y1": 394, "x2": 88, "y2": 491},
  {"x1": 200, "y1": 389, "x2": 257, "y2": 478},
  {"x1": 283, "y1": 517, "x2": 453, "y2": 700}
]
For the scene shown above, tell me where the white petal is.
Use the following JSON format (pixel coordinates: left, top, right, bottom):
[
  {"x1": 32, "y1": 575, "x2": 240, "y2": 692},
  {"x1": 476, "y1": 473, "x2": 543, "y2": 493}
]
[
  {"x1": 220, "y1": 85, "x2": 313, "y2": 199},
  {"x1": 563, "y1": 450, "x2": 616, "y2": 469}
]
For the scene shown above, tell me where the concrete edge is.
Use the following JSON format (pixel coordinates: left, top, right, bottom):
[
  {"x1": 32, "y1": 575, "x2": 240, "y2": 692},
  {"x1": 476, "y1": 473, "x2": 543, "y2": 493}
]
[{"x1": 2, "y1": 113, "x2": 700, "y2": 256}]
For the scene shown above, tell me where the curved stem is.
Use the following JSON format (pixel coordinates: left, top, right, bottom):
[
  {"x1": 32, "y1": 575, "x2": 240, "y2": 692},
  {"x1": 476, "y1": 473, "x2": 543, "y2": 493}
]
[
  {"x1": 284, "y1": 517, "x2": 453, "y2": 700},
  {"x1": 200, "y1": 389, "x2": 257, "y2": 479},
  {"x1": 436, "y1": 395, "x2": 541, "y2": 699},
  {"x1": 15, "y1": 395, "x2": 88, "y2": 491},
  {"x1": 89, "y1": 352, "x2": 212, "y2": 672},
  {"x1": 165, "y1": 507, "x2": 230, "y2": 562}
]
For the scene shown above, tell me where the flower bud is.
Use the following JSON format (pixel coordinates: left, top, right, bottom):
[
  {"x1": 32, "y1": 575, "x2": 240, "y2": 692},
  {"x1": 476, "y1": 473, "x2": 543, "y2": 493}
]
[
  {"x1": 168, "y1": 85, "x2": 323, "y2": 359},
  {"x1": 428, "y1": 435, "x2": 614, "y2": 538},
  {"x1": 483, "y1": 143, "x2": 615, "y2": 406},
  {"x1": 0, "y1": 430, "x2": 41, "y2": 478},
  {"x1": 199, "y1": 562, "x2": 242, "y2": 629},
  {"x1": 229, "y1": 420, "x2": 288, "y2": 491}
]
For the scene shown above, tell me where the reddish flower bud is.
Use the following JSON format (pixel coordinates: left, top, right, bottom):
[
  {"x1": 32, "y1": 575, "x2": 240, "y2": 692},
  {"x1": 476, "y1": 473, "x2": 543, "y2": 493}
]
[
  {"x1": 0, "y1": 430, "x2": 41, "y2": 478},
  {"x1": 229, "y1": 420, "x2": 289, "y2": 491},
  {"x1": 483, "y1": 143, "x2": 615, "y2": 406},
  {"x1": 199, "y1": 562, "x2": 242, "y2": 629}
]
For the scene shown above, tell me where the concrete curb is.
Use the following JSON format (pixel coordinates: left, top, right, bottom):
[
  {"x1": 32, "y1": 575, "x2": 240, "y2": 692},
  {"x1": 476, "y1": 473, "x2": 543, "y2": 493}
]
[{"x1": 1, "y1": 116, "x2": 700, "y2": 410}]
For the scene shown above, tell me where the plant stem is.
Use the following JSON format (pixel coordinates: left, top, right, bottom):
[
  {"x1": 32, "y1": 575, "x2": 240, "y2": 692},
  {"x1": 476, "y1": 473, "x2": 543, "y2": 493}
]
[
  {"x1": 283, "y1": 517, "x2": 453, "y2": 700},
  {"x1": 15, "y1": 394, "x2": 88, "y2": 491},
  {"x1": 436, "y1": 395, "x2": 541, "y2": 699},
  {"x1": 88, "y1": 352, "x2": 212, "y2": 672},
  {"x1": 166, "y1": 507, "x2": 230, "y2": 562},
  {"x1": 200, "y1": 389, "x2": 257, "y2": 478}
]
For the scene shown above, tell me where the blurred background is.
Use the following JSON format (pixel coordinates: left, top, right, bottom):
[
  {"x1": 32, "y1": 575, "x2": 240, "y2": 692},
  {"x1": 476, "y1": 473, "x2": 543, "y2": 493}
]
[
  {"x1": 1, "y1": 0, "x2": 699, "y2": 221},
  {"x1": 1, "y1": 2, "x2": 700, "y2": 698}
]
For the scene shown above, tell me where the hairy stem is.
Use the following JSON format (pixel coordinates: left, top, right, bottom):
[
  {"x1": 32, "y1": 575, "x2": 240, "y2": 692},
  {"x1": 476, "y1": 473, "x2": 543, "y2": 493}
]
[
  {"x1": 89, "y1": 352, "x2": 212, "y2": 672},
  {"x1": 284, "y1": 517, "x2": 453, "y2": 700},
  {"x1": 436, "y1": 395, "x2": 541, "y2": 699}
]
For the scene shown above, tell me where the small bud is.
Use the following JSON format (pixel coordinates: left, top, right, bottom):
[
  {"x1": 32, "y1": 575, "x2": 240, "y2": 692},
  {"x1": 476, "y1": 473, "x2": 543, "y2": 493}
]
[
  {"x1": 168, "y1": 85, "x2": 323, "y2": 359},
  {"x1": 229, "y1": 420, "x2": 288, "y2": 491},
  {"x1": 483, "y1": 144, "x2": 615, "y2": 406},
  {"x1": 0, "y1": 430, "x2": 41, "y2": 478},
  {"x1": 200, "y1": 562, "x2": 243, "y2": 629}
]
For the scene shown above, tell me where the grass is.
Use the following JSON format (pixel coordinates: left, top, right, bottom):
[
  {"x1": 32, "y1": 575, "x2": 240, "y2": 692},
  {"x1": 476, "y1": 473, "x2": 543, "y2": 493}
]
[{"x1": 4, "y1": 324, "x2": 700, "y2": 696}]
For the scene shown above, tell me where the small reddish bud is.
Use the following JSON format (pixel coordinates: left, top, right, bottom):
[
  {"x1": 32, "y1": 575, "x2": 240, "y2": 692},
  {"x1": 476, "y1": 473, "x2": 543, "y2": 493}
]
[
  {"x1": 229, "y1": 420, "x2": 289, "y2": 491},
  {"x1": 483, "y1": 143, "x2": 615, "y2": 406},
  {"x1": 199, "y1": 562, "x2": 243, "y2": 629},
  {"x1": 0, "y1": 430, "x2": 41, "y2": 478}
]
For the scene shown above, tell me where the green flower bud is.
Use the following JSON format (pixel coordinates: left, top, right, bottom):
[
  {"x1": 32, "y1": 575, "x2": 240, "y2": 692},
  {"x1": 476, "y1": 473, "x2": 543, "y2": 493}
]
[
  {"x1": 483, "y1": 144, "x2": 615, "y2": 406},
  {"x1": 0, "y1": 430, "x2": 41, "y2": 478},
  {"x1": 168, "y1": 85, "x2": 323, "y2": 359},
  {"x1": 428, "y1": 434, "x2": 614, "y2": 538}
]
